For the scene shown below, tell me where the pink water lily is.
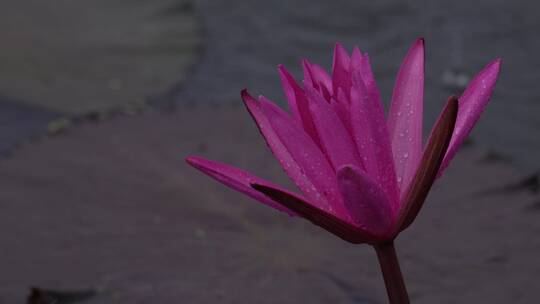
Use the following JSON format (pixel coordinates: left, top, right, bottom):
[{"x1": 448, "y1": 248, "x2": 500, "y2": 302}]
[
  {"x1": 186, "y1": 38, "x2": 500, "y2": 243},
  {"x1": 186, "y1": 38, "x2": 500, "y2": 303}
]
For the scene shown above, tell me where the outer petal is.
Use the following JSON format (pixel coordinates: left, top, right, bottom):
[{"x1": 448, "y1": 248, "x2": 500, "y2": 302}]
[
  {"x1": 393, "y1": 97, "x2": 458, "y2": 235},
  {"x1": 252, "y1": 183, "x2": 380, "y2": 244},
  {"x1": 186, "y1": 156, "x2": 296, "y2": 216},
  {"x1": 277, "y1": 65, "x2": 321, "y2": 146},
  {"x1": 337, "y1": 165, "x2": 392, "y2": 237},
  {"x1": 350, "y1": 74, "x2": 399, "y2": 210},
  {"x1": 438, "y1": 59, "x2": 502, "y2": 174},
  {"x1": 242, "y1": 90, "x2": 331, "y2": 211},
  {"x1": 304, "y1": 85, "x2": 362, "y2": 171},
  {"x1": 387, "y1": 38, "x2": 425, "y2": 197},
  {"x1": 332, "y1": 43, "x2": 351, "y2": 94},
  {"x1": 277, "y1": 65, "x2": 301, "y2": 122},
  {"x1": 247, "y1": 92, "x2": 349, "y2": 218}
]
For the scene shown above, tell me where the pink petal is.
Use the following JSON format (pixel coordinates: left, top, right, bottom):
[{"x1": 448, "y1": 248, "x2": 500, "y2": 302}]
[
  {"x1": 186, "y1": 156, "x2": 296, "y2": 216},
  {"x1": 439, "y1": 59, "x2": 502, "y2": 174},
  {"x1": 393, "y1": 96, "x2": 458, "y2": 234},
  {"x1": 350, "y1": 74, "x2": 399, "y2": 210},
  {"x1": 387, "y1": 38, "x2": 425, "y2": 197},
  {"x1": 304, "y1": 85, "x2": 362, "y2": 171},
  {"x1": 252, "y1": 183, "x2": 381, "y2": 244},
  {"x1": 277, "y1": 65, "x2": 321, "y2": 145},
  {"x1": 337, "y1": 165, "x2": 393, "y2": 237},
  {"x1": 332, "y1": 43, "x2": 351, "y2": 94},
  {"x1": 245, "y1": 92, "x2": 348, "y2": 217},
  {"x1": 242, "y1": 91, "x2": 328, "y2": 210},
  {"x1": 358, "y1": 53, "x2": 383, "y2": 108},
  {"x1": 350, "y1": 46, "x2": 363, "y2": 72},
  {"x1": 302, "y1": 60, "x2": 333, "y2": 99},
  {"x1": 277, "y1": 65, "x2": 301, "y2": 122},
  {"x1": 334, "y1": 87, "x2": 351, "y2": 129}
]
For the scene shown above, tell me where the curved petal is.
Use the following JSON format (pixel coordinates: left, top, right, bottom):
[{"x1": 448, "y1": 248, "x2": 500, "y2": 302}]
[
  {"x1": 252, "y1": 183, "x2": 381, "y2": 244},
  {"x1": 350, "y1": 46, "x2": 363, "y2": 71},
  {"x1": 277, "y1": 65, "x2": 301, "y2": 122},
  {"x1": 277, "y1": 65, "x2": 321, "y2": 145},
  {"x1": 337, "y1": 165, "x2": 393, "y2": 237},
  {"x1": 394, "y1": 97, "x2": 458, "y2": 235},
  {"x1": 333, "y1": 87, "x2": 352, "y2": 130},
  {"x1": 305, "y1": 85, "x2": 362, "y2": 171},
  {"x1": 302, "y1": 59, "x2": 333, "y2": 99},
  {"x1": 186, "y1": 156, "x2": 296, "y2": 216},
  {"x1": 439, "y1": 59, "x2": 502, "y2": 174},
  {"x1": 350, "y1": 74, "x2": 399, "y2": 209},
  {"x1": 242, "y1": 91, "x2": 346, "y2": 217},
  {"x1": 387, "y1": 38, "x2": 425, "y2": 197},
  {"x1": 358, "y1": 53, "x2": 383, "y2": 109},
  {"x1": 332, "y1": 43, "x2": 351, "y2": 94},
  {"x1": 242, "y1": 91, "x2": 327, "y2": 209}
]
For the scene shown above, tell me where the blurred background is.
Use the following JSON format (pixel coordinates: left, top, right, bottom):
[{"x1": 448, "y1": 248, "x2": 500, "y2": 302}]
[{"x1": 0, "y1": 0, "x2": 539, "y2": 303}]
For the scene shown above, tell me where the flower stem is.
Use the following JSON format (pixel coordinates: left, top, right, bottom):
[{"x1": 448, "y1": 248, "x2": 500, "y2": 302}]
[{"x1": 374, "y1": 241, "x2": 410, "y2": 304}]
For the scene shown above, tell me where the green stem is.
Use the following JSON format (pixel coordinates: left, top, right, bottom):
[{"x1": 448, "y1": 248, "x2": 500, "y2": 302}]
[{"x1": 374, "y1": 241, "x2": 410, "y2": 304}]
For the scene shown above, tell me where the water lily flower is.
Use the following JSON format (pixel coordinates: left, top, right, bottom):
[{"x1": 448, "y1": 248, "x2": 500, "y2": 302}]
[{"x1": 186, "y1": 38, "x2": 500, "y2": 304}]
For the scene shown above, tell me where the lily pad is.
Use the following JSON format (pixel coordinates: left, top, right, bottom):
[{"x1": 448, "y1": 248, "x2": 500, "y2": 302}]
[{"x1": 0, "y1": 0, "x2": 201, "y2": 115}]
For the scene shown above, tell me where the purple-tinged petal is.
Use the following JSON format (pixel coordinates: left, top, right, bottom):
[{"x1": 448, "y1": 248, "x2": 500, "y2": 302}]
[
  {"x1": 439, "y1": 59, "x2": 502, "y2": 174},
  {"x1": 393, "y1": 96, "x2": 458, "y2": 235},
  {"x1": 350, "y1": 75, "x2": 399, "y2": 210},
  {"x1": 332, "y1": 43, "x2": 351, "y2": 94},
  {"x1": 350, "y1": 46, "x2": 363, "y2": 72},
  {"x1": 334, "y1": 87, "x2": 351, "y2": 129},
  {"x1": 252, "y1": 183, "x2": 380, "y2": 244},
  {"x1": 186, "y1": 156, "x2": 296, "y2": 216},
  {"x1": 242, "y1": 90, "x2": 331, "y2": 211},
  {"x1": 304, "y1": 85, "x2": 362, "y2": 171},
  {"x1": 387, "y1": 38, "x2": 425, "y2": 197},
  {"x1": 302, "y1": 60, "x2": 333, "y2": 100},
  {"x1": 337, "y1": 165, "x2": 393, "y2": 237},
  {"x1": 277, "y1": 65, "x2": 321, "y2": 145},
  {"x1": 254, "y1": 94, "x2": 350, "y2": 218},
  {"x1": 302, "y1": 60, "x2": 316, "y2": 88},
  {"x1": 358, "y1": 53, "x2": 383, "y2": 107},
  {"x1": 277, "y1": 65, "x2": 301, "y2": 122}
]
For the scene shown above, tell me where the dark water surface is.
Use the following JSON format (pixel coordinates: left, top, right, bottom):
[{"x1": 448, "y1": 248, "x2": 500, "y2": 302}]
[{"x1": 172, "y1": 0, "x2": 539, "y2": 170}]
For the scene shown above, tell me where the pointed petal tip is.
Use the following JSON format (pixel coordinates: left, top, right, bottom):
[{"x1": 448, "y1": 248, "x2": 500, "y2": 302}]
[
  {"x1": 408, "y1": 38, "x2": 425, "y2": 56},
  {"x1": 489, "y1": 58, "x2": 502, "y2": 71},
  {"x1": 448, "y1": 94, "x2": 459, "y2": 104},
  {"x1": 241, "y1": 88, "x2": 253, "y2": 99},
  {"x1": 240, "y1": 89, "x2": 258, "y2": 106},
  {"x1": 185, "y1": 155, "x2": 205, "y2": 169},
  {"x1": 185, "y1": 155, "x2": 196, "y2": 165},
  {"x1": 415, "y1": 38, "x2": 425, "y2": 50},
  {"x1": 447, "y1": 95, "x2": 459, "y2": 119}
]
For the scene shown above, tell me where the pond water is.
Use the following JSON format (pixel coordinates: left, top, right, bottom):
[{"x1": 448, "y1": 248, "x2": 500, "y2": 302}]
[{"x1": 170, "y1": 0, "x2": 540, "y2": 170}]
